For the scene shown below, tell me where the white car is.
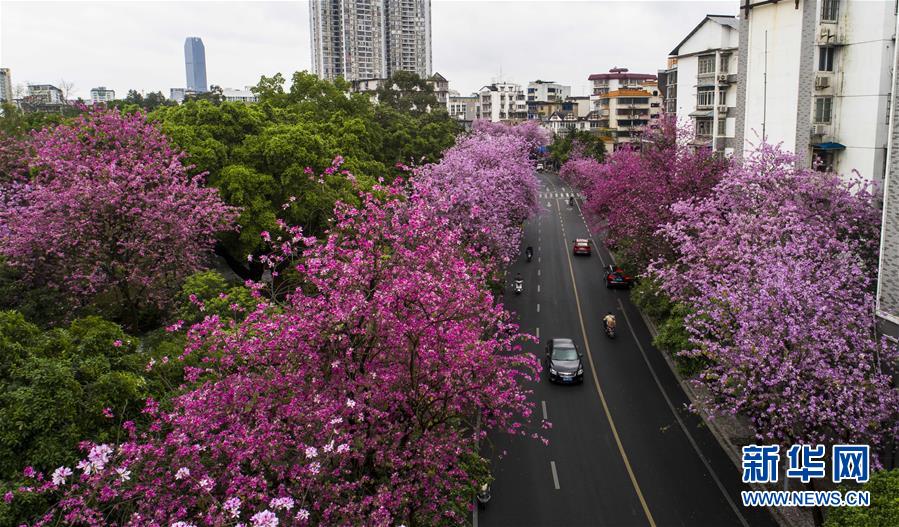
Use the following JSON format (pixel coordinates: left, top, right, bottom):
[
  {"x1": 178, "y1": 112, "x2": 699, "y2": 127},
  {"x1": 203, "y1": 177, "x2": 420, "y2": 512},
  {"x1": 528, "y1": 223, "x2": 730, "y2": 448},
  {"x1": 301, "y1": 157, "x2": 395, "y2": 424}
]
[{"x1": 536, "y1": 163, "x2": 544, "y2": 171}]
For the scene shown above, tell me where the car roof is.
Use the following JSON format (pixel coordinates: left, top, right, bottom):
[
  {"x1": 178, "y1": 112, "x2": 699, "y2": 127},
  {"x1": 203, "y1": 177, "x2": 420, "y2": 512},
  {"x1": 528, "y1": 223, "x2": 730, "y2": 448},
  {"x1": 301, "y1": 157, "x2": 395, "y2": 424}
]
[
  {"x1": 574, "y1": 238, "x2": 589, "y2": 244},
  {"x1": 551, "y1": 338, "x2": 576, "y2": 346}
]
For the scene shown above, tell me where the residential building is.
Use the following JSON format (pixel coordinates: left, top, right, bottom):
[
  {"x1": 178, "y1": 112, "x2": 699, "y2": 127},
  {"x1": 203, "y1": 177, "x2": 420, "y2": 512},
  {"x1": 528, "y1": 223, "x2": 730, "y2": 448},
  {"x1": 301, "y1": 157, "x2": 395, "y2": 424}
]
[
  {"x1": 587, "y1": 68, "x2": 661, "y2": 150},
  {"x1": 184, "y1": 37, "x2": 208, "y2": 93},
  {"x1": 668, "y1": 14, "x2": 739, "y2": 154},
  {"x1": 564, "y1": 96, "x2": 592, "y2": 118},
  {"x1": 90, "y1": 86, "x2": 116, "y2": 104},
  {"x1": 477, "y1": 82, "x2": 527, "y2": 122},
  {"x1": 169, "y1": 88, "x2": 197, "y2": 103},
  {"x1": 662, "y1": 57, "x2": 678, "y2": 114},
  {"x1": 448, "y1": 91, "x2": 478, "y2": 128},
  {"x1": 427, "y1": 72, "x2": 449, "y2": 106},
  {"x1": 734, "y1": 0, "x2": 896, "y2": 183},
  {"x1": 310, "y1": 0, "x2": 431, "y2": 82},
  {"x1": 25, "y1": 84, "x2": 64, "y2": 105},
  {"x1": 527, "y1": 80, "x2": 571, "y2": 103},
  {"x1": 0, "y1": 68, "x2": 12, "y2": 104},
  {"x1": 588, "y1": 67, "x2": 657, "y2": 105},
  {"x1": 527, "y1": 100, "x2": 561, "y2": 120},
  {"x1": 349, "y1": 77, "x2": 388, "y2": 94},
  {"x1": 543, "y1": 110, "x2": 603, "y2": 136},
  {"x1": 222, "y1": 87, "x2": 258, "y2": 103},
  {"x1": 876, "y1": 13, "x2": 899, "y2": 341}
]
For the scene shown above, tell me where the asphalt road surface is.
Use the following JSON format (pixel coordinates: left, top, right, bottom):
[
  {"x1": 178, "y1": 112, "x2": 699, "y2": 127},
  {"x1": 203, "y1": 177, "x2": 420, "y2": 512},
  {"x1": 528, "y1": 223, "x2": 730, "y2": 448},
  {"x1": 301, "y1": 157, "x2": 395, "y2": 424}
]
[{"x1": 476, "y1": 170, "x2": 778, "y2": 527}]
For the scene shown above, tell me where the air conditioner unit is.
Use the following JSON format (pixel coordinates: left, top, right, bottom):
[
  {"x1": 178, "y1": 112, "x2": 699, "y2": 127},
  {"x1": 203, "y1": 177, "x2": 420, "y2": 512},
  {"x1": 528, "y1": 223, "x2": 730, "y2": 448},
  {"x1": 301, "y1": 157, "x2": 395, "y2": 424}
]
[
  {"x1": 716, "y1": 105, "x2": 728, "y2": 114},
  {"x1": 813, "y1": 124, "x2": 829, "y2": 136},
  {"x1": 717, "y1": 74, "x2": 729, "y2": 83},
  {"x1": 815, "y1": 76, "x2": 830, "y2": 89}
]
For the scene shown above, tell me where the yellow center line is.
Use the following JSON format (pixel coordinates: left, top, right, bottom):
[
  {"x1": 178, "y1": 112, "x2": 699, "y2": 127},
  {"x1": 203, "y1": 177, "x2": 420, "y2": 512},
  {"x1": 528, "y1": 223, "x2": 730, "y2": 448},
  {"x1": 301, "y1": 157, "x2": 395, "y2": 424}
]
[{"x1": 557, "y1": 197, "x2": 657, "y2": 527}]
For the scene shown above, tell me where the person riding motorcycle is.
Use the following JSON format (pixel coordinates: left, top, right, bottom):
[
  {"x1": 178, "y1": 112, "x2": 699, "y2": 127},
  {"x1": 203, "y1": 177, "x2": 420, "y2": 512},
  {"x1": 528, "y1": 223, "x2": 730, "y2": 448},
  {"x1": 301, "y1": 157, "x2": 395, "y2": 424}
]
[
  {"x1": 569, "y1": 196, "x2": 575, "y2": 207},
  {"x1": 525, "y1": 246, "x2": 533, "y2": 260},
  {"x1": 603, "y1": 312, "x2": 616, "y2": 331}
]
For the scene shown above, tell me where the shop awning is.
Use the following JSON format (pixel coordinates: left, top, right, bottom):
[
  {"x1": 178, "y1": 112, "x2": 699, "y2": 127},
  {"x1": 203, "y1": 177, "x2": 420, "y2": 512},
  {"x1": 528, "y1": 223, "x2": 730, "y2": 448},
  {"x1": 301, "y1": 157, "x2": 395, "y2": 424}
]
[{"x1": 812, "y1": 142, "x2": 846, "y2": 151}]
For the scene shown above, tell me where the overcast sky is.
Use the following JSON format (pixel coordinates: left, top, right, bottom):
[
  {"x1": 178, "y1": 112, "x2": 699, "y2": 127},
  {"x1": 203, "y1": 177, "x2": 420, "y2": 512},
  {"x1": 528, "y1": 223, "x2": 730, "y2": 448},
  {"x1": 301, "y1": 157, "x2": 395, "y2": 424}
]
[{"x1": 1, "y1": 1, "x2": 735, "y2": 100}]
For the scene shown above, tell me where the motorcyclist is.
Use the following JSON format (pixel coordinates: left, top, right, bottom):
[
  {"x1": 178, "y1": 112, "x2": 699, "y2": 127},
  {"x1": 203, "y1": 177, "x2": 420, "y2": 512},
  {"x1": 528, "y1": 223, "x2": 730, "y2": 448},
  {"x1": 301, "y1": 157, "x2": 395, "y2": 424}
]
[
  {"x1": 569, "y1": 196, "x2": 575, "y2": 207},
  {"x1": 515, "y1": 272, "x2": 523, "y2": 284},
  {"x1": 525, "y1": 246, "x2": 533, "y2": 260},
  {"x1": 603, "y1": 312, "x2": 617, "y2": 331}
]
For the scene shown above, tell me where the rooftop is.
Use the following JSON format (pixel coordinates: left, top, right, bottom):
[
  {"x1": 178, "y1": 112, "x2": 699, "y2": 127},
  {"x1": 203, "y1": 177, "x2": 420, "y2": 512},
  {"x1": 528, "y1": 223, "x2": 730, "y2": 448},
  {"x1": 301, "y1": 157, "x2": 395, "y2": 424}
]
[{"x1": 588, "y1": 67, "x2": 656, "y2": 82}]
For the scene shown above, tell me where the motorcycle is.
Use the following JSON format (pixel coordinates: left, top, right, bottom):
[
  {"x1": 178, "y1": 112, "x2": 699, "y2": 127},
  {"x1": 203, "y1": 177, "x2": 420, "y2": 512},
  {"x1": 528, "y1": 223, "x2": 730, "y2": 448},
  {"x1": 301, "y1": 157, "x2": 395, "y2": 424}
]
[
  {"x1": 525, "y1": 248, "x2": 533, "y2": 262},
  {"x1": 513, "y1": 279, "x2": 523, "y2": 294},
  {"x1": 569, "y1": 196, "x2": 575, "y2": 207},
  {"x1": 603, "y1": 319, "x2": 616, "y2": 339},
  {"x1": 477, "y1": 482, "x2": 492, "y2": 509}
]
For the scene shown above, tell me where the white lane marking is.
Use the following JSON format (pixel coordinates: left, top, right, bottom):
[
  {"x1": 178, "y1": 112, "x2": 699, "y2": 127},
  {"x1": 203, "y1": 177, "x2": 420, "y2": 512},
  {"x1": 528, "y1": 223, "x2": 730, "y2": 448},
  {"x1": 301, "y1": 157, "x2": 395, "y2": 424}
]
[
  {"x1": 590, "y1": 238, "x2": 607, "y2": 266},
  {"x1": 537, "y1": 269, "x2": 541, "y2": 277},
  {"x1": 538, "y1": 256, "x2": 541, "y2": 263},
  {"x1": 617, "y1": 298, "x2": 750, "y2": 527},
  {"x1": 542, "y1": 400, "x2": 548, "y2": 420},
  {"x1": 537, "y1": 303, "x2": 540, "y2": 313},
  {"x1": 550, "y1": 461, "x2": 560, "y2": 490},
  {"x1": 536, "y1": 326, "x2": 540, "y2": 340},
  {"x1": 537, "y1": 284, "x2": 541, "y2": 293}
]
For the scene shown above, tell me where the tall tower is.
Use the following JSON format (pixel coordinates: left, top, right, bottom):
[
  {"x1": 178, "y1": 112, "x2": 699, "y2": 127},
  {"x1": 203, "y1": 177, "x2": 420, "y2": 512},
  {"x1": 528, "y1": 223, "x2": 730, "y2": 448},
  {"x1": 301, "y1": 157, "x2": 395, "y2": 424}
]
[
  {"x1": 310, "y1": 0, "x2": 431, "y2": 82},
  {"x1": 184, "y1": 37, "x2": 208, "y2": 93}
]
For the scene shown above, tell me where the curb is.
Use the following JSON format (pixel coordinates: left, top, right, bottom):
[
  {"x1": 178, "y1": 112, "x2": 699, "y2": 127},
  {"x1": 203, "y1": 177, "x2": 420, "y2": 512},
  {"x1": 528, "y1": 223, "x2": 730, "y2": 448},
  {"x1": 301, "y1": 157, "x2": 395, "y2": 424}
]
[{"x1": 634, "y1": 306, "x2": 801, "y2": 527}]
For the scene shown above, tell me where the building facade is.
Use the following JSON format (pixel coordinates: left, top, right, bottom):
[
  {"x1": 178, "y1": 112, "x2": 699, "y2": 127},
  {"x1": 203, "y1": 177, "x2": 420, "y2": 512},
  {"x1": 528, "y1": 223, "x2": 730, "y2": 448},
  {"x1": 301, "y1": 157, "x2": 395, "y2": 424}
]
[
  {"x1": 310, "y1": 0, "x2": 431, "y2": 82},
  {"x1": 587, "y1": 68, "x2": 661, "y2": 151},
  {"x1": 90, "y1": 86, "x2": 116, "y2": 104},
  {"x1": 222, "y1": 87, "x2": 258, "y2": 103},
  {"x1": 26, "y1": 84, "x2": 64, "y2": 105},
  {"x1": 527, "y1": 80, "x2": 571, "y2": 103},
  {"x1": 477, "y1": 82, "x2": 527, "y2": 122},
  {"x1": 184, "y1": 37, "x2": 208, "y2": 93},
  {"x1": 448, "y1": 92, "x2": 478, "y2": 127},
  {"x1": 669, "y1": 15, "x2": 739, "y2": 154},
  {"x1": 0, "y1": 68, "x2": 12, "y2": 104},
  {"x1": 428, "y1": 72, "x2": 449, "y2": 106},
  {"x1": 735, "y1": 0, "x2": 896, "y2": 183}
]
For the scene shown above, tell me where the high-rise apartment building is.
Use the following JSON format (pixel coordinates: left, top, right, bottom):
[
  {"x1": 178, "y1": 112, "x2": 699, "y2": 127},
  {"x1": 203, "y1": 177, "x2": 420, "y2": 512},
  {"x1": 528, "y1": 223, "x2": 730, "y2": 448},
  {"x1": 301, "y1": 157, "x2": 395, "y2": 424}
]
[
  {"x1": 588, "y1": 68, "x2": 662, "y2": 151},
  {"x1": 184, "y1": 37, "x2": 208, "y2": 93},
  {"x1": 734, "y1": 0, "x2": 896, "y2": 183},
  {"x1": 310, "y1": 0, "x2": 431, "y2": 82},
  {"x1": 0, "y1": 68, "x2": 12, "y2": 104}
]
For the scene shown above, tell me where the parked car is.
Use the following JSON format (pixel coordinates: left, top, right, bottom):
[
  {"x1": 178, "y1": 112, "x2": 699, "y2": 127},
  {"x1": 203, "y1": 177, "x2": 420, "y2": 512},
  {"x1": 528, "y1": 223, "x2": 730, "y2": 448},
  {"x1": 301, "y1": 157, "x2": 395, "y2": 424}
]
[
  {"x1": 545, "y1": 338, "x2": 584, "y2": 384},
  {"x1": 604, "y1": 264, "x2": 634, "y2": 289},
  {"x1": 572, "y1": 238, "x2": 591, "y2": 256},
  {"x1": 536, "y1": 162, "x2": 544, "y2": 171}
]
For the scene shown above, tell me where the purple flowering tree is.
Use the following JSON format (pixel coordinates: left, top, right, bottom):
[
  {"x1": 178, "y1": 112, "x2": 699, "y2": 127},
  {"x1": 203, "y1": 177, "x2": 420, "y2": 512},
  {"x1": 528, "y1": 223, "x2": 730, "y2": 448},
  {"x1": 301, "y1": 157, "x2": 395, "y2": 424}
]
[
  {"x1": 651, "y1": 143, "x2": 899, "y2": 456},
  {"x1": 471, "y1": 119, "x2": 550, "y2": 156},
  {"x1": 27, "y1": 183, "x2": 541, "y2": 526},
  {"x1": 413, "y1": 132, "x2": 542, "y2": 267},
  {"x1": 560, "y1": 118, "x2": 728, "y2": 271},
  {"x1": 0, "y1": 108, "x2": 237, "y2": 328}
]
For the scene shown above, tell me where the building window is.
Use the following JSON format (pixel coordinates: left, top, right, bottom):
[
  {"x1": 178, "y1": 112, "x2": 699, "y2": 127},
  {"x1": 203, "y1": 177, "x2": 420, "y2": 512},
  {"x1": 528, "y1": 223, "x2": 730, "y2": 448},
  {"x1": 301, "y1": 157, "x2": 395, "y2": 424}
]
[
  {"x1": 717, "y1": 118, "x2": 727, "y2": 136},
  {"x1": 718, "y1": 91, "x2": 727, "y2": 105},
  {"x1": 821, "y1": 0, "x2": 839, "y2": 21},
  {"x1": 697, "y1": 88, "x2": 715, "y2": 108},
  {"x1": 720, "y1": 53, "x2": 731, "y2": 73},
  {"x1": 814, "y1": 96, "x2": 833, "y2": 123},
  {"x1": 818, "y1": 47, "x2": 835, "y2": 71},
  {"x1": 698, "y1": 55, "x2": 715, "y2": 75},
  {"x1": 695, "y1": 118, "x2": 712, "y2": 137}
]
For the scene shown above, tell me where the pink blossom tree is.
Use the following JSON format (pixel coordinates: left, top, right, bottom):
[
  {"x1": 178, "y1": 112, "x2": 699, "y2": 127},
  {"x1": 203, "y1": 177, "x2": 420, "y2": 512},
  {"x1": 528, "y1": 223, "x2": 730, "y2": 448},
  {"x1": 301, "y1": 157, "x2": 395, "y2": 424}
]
[
  {"x1": 0, "y1": 108, "x2": 237, "y2": 328},
  {"x1": 651, "y1": 143, "x2": 899, "y2": 455},
  {"x1": 26, "y1": 183, "x2": 541, "y2": 526},
  {"x1": 471, "y1": 119, "x2": 550, "y2": 156},
  {"x1": 561, "y1": 118, "x2": 728, "y2": 271},
  {"x1": 413, "y1": 132, "x2": 541, "y2": 267}
]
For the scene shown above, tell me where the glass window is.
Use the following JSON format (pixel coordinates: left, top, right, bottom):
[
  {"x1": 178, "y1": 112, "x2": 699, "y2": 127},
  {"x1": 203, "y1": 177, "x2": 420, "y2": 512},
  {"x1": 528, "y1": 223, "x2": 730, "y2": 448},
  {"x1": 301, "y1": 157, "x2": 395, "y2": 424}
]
[
  {"x1": 720, "y1": 53, "x2": 731, "y2": 73},
  {"x1": 822, "y1": 0, "x2": 839, "y2": 21},
  {"x1": 818, "y1": 47, "x2": 835, "y2": 72},
  {"x1": 814, "y1": 96, "x2": 833, "y2": 123},
  {"x1": 696, "y1": 118, "x2": 712, "y2": 136},
  {"x1": 697, "y1": 88, "x2": 714, "y2": 107},
  {"x1": 698, "y1": 55, "x2": 716, "y2": 75},
  {"x1": 717, "y1": 118, "x2": 727, "y2": 136},
  {"x1": 718, "y1": 91, "x2": 727, "y2": 105}
]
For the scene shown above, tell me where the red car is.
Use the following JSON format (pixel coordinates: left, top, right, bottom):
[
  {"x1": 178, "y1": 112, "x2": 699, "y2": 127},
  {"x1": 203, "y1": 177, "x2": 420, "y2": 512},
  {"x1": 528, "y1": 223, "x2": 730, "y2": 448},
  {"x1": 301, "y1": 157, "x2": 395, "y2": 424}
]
[
  {"x1": 605, "y1": 265, "x2": 634, "y2": 288},
  {"x1": 572, "y1": 238, "x2": 591, "y2": 256}
]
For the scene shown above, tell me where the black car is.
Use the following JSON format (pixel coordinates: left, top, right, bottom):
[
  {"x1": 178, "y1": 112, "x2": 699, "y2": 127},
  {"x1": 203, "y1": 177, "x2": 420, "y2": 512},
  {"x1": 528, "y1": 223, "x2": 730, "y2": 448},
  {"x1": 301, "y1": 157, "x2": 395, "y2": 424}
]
[
  {"x1": 545, "y1": 338, "x2": 584, "y2": 384},
  {"x1": 604, "y1": 264, "x2": 634, "y2": 289}
]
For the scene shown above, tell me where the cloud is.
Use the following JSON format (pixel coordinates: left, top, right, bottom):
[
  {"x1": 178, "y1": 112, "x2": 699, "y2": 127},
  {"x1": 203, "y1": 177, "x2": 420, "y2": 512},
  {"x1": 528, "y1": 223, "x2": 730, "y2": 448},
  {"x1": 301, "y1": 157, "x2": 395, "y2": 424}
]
[{"x1": 1, "y1": 0, "x2": 734, "y2": 99}]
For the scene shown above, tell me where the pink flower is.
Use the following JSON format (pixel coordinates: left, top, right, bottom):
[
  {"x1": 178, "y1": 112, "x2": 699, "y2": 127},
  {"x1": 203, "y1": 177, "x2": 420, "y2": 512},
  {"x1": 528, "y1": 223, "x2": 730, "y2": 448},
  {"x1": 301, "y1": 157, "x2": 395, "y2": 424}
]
[
  {"x1": 3, "y1": 492, "x2": 12, "y2": 503},
  {"x1": 52, "y1": 467, "x2": 72, "y2": 486},
  {"x1": 250, "y1": 510, "x2": 279, "y2": 527},
  {"x1": 112, "y1": 339, "x2": 122, "y2": 347},
  {"x1": 174, "y1": 467, "x2": 190, "y2": 480},
  {"x1": 102, "y1": 407, "x2": 114, "y2": 418},
  {"x1": 269, "y1": 496, "x2": 294, "y2": 511}
]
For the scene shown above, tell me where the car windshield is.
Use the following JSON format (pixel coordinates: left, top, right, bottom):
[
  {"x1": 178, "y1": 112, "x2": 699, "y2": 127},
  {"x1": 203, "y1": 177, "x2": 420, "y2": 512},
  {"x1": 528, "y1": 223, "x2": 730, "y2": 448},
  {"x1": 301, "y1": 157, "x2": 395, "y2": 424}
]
[{"x1": 553, "y1": 346, "x2": 578, "y2": 361}]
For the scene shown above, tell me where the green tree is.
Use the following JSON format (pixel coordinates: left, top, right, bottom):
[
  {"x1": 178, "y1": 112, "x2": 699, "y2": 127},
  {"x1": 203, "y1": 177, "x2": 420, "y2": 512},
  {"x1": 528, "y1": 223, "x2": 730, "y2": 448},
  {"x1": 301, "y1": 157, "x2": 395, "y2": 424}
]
[
  {"x1": 825, "y1": 469, "x2": 899, "y2": 527},
  {"x1": 549, "y1": 128, "x2": 606, "y2": 167},
  {"x1": 375, "y1": 70, "x2": 440, "y2": 115}
]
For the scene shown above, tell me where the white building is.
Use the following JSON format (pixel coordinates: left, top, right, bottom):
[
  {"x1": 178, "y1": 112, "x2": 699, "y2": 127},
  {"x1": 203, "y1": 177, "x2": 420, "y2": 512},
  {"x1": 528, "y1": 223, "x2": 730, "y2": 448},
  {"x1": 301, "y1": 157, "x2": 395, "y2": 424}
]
[
  {"x1": 448, "y1": 91, "x2": 478, "y2": 127},
  {"x1": 26, "y1": 84, "x2": 64, "y2": 105},
  {"x1": 222, "y1": 87, "x2": 258, "y2": 103},
  {"x1": 734, "y1": 0, "x2": 896, "y2": 184},
  {"x1": 169, "y1": 88, "x2": 196, "y2": 103},
  {"x1": 668, "y1": 15, "x2": 739, "y2": 154},
  {"x1": 90, "y1": 86, "x2": 116, "y2": 104},
  {"x1": 0, "y1": 68, "x2": 12, "y2": 104},
  {"x1": 477, "y1": 82, "x2": 527, "y2": 122},
  {"x1": 527, "y1": 80, "x2": 571, "y2": 103}
]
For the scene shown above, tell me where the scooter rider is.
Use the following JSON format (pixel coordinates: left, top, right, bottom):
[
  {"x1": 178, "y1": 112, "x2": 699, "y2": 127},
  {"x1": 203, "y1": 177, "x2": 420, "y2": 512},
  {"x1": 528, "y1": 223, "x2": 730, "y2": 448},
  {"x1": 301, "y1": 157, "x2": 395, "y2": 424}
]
[
  {"x1": 569, "y1": 196, "x2": 575, "y2": 207},
  {"x1": 525, "y1": 246, "x2": 533, "y2": 260},
  {"x1": 603, "y1": 311, "x2": 616, "y2": 331}
]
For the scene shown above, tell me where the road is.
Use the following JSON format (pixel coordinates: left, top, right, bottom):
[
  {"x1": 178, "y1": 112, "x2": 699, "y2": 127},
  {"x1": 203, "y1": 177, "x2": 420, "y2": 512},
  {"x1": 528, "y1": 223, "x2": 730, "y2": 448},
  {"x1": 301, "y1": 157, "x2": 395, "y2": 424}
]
[{"x1": 477, "y1": 171, "x2": 778, "y2": 527}]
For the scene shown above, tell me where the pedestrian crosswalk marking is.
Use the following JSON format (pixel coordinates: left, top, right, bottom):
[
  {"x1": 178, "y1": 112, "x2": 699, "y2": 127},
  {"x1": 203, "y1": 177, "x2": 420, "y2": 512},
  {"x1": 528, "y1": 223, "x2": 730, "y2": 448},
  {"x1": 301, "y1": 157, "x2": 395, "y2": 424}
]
[{"x1": 538, "y1": 192, "x2": 586, "y2": 199}]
